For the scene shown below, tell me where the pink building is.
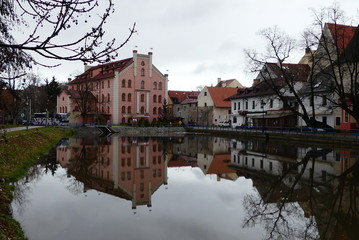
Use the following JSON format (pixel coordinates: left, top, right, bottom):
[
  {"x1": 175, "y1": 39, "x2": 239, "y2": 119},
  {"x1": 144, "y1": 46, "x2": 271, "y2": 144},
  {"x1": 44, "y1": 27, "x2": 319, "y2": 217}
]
[{"x1": 57, "y1": 50, "x2": 168, "y2": 125}]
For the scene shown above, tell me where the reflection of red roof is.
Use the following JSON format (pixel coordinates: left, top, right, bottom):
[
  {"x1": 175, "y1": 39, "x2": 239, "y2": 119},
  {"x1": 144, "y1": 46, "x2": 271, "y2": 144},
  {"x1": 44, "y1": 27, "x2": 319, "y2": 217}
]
[
  {"x1": 207, "y1": 154, "x2": 236, "y2": 174},
  {"x1": 69, "y1": 58, "x2": 133, "y2": 85},
  {"x1": 168, "y1": 91, "x2": 200, "y2": 104},
  {"x1": 327, "y1": 23, "x2": 357, "y2": 53},
  {"x1": 168, "y1": 155, "x2": 198, "y2": 168},
  {"x1": 207, "y1": 87, "x2": 238, "y2": 108}
]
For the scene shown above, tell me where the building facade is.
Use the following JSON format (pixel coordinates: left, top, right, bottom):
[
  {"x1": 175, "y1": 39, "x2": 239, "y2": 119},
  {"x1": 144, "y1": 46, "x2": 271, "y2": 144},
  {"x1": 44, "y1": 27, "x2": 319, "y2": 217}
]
[{"x1": 57, "y1": 50, "x2": 168, "y2": 125}]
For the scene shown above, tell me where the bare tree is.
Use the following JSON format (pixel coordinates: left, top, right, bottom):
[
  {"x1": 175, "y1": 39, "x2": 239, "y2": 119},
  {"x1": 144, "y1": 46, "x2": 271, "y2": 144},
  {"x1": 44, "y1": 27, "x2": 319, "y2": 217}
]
[
  {"x1": 245, "y1": 5, "x2": 359, "y2": 129},
  {"x1": 0, "y1": 0, "x2": 136, "y2": 74}
]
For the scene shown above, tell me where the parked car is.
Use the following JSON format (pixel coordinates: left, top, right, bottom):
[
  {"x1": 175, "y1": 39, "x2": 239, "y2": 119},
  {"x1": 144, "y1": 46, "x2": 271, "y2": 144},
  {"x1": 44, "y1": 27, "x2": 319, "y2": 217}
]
[{"x1": 218, "y1": 121, "x2": 231, "y2": 128}]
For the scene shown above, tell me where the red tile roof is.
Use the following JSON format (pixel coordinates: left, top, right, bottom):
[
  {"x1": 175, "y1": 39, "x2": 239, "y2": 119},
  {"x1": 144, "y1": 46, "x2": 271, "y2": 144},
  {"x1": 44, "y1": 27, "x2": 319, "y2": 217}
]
[
  {"x1": 207, "y1": 87, "x2": 238, "y2": 108},
  {"x1": 168, "y1": 91, "x2": 200, "y2": 104},
  {"x1": 69, "y1": 58, "x2": 133, "y2": 85},
  {"x1": 206, "y1": 154, "x2": 236, "y2": 175},
  {"x1": 327, "y1": 23, "x2": 357, "y2": 53}
]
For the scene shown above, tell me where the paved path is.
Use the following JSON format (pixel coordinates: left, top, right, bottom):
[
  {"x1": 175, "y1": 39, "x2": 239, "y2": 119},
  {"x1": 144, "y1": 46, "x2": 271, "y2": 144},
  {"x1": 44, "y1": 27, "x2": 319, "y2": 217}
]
[{"x1": 3, "y1": 126, "x2": 44, "y2": 133}]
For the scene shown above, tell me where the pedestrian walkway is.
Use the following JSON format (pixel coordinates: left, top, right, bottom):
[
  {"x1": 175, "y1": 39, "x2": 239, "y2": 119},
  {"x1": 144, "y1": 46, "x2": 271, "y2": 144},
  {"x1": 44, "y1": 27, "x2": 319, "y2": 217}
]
[{"x1": 3, "y1": 126, "x2": 44, "y2": 133}]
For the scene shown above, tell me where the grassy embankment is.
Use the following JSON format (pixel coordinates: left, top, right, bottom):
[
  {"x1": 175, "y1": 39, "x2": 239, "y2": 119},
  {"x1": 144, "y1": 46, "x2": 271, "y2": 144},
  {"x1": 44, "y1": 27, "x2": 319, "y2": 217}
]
[{"x1": 0, "y1": 126, "x2": 74, "y2": 240}]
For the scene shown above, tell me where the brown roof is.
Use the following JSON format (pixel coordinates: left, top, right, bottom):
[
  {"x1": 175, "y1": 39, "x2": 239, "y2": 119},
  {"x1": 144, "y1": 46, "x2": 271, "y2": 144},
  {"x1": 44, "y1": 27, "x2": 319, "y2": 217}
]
[
  {"x1": 69, "y1": 58, "x2": 133, "y2": 85},
  {"x1": 327, "y1": 23, "x2": 357, "y2": 53},
  {"x1": 168, "y1": 90, "x2": 200, "y2": 104},
  {"x1": 215, "y1": 79, "x2": 235, "y2": 87},
  {"x1": 207, "y1": 87, "x2": 238, "y2": 108},
  {"x1": 265, "y1": 63, "x2": 310, "y2": 82},
  {"x1": 206, "y1": 154, "x2": 236, "y2": 175}
]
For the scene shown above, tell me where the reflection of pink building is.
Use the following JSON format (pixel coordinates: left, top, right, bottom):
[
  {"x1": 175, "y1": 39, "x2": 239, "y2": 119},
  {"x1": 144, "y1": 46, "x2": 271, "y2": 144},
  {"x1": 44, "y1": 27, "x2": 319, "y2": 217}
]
[
  {"x1": 57, "y1": 137, "x2": 167, "y2": 209},
  {"x1": 57, "y1": 50, "x2": 168, "y2": 124}
]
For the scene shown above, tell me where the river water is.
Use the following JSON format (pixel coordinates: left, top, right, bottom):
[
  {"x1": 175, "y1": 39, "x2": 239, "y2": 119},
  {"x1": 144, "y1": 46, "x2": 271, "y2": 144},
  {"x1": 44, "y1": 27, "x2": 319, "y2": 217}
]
[{"x1": 11, "y1": 135, "x2": 358, "y2": 240}]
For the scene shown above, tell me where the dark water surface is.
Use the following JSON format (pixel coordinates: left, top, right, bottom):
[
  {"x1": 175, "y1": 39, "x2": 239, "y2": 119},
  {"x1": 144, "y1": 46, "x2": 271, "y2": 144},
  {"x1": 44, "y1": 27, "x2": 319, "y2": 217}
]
[{"x1": 11, "y1": 136, "x2": 358, "y2": 240}]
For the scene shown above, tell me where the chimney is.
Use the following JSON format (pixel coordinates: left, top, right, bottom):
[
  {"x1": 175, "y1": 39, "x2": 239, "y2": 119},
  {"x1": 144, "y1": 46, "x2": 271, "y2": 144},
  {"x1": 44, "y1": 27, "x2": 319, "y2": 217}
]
[
  {"x1": 148, "y1": 52, "x2": 153, "y2": 78},
  {"x1": 252, "y1": 79, "x2": 260, "y2": 86},
  {"x1": 133, "y1": 50, "x2": 138, "y2": 76},
  {"x1": 217, "y1": 77, "x2": 221, "y2": 84},
  {"x1": 84, "y1": 63, "x2": 91, "y2": 72}
]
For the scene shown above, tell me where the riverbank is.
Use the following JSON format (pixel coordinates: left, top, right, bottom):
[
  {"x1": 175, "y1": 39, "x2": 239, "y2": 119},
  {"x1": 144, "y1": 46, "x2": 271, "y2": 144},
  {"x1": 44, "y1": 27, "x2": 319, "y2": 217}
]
[
  {"x1": 185, "y1": 126, "x2": 359, "y2": 149},
  {"x1": 0, "y1": 127, "x2": 73, "y2": 240}
]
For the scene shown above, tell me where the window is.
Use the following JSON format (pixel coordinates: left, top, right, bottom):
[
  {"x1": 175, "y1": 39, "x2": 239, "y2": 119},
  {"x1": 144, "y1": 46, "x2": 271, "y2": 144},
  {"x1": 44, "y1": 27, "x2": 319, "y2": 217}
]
[
  {"x1": 336, "y1": 117, "x2": 341, "y2": 125},
  {"x1": 107, "y1": 93, "x2": 110, "y2": 102},
  {"x1": 122, "y1": 106, "x2": 126, "y2": 113},
  {"x1": 122, "y1": 79, "x2": 126, "y2": 88},
  {"x1": 153, "y1": 82, "x2": 157, "y2": 90},
  {"x1": 245, "y1": 101, "x2": 248, "y2": 109},
  {"x1": 141, "y1": 61, "x2": 145, "y2": 66},
  {"x1": 322, "y1": 116, "x2": 327, "y2": 124},
  {"x1": 127, "y1": 93, "x2": 131, "y2": 102},
  {"x1": 127, "y1": 79, "x2": 132, "y2": 88},
  {"x1": 158, "y1": 95, "x2": 162, "y2": 103},
  {"x1": 140, "y1": 106, "x2": 145, "y2": 114},
  {"x1": 344, "y1": 111, "x2": 349, "y2": 123},
  {"x1": 102, "y1": 94, "x2": 105, "y2": 102},
  {"x1": 204, "y1": 102, "x2": 207, "y2": 107},
  {"x1": 158, "y1": 82, "x2": 162, "y2": 90},
  {"x1": 238, "y1": 102, "x2": 240, "y2": 110},
  {"x1": 270, "y1": 99, "x2": 273, "y2": 108},
  {"x1": 122, "y1": 93, "x2": 126, "y2": 101},
  {"x1": 153, "y1": 107, "x2": 157, "y2": 114},
  {"x1": 141, "y1": 68, "x2": 145, "y2": 76},
  {"x1": 107, "y1": 106, "x2": 110, "y2": 113},
  {"x1": 322, "y1": 95, "x2": 327, "y2": 106},
  {"x1": 141, "y1": 81, "x2": 145, "y2": 89},
  {"x1": 141, "y1": 94, "x2": 145, "y2": 102},
  {"x1": 153, "y1": 95, "x2": 157, "y2": 103},
  {"x1": 252, "y1": 101, "x2": 255, "y2": 109},
  {"x1": 234, "y1": 102, "x2": 237, "y2": 110},
  {"x1": 158, "y1": 107, "x2": 162, "y2": 114},
  {"x1": 127, "y1": 106, "x2": 131, "y2": 113},
  {"x1": 204, "y1": 91, "x2": 207, "y2": 96},
  {"x1": 233, "y1": 117, "x2": 237, "y2": 123}
]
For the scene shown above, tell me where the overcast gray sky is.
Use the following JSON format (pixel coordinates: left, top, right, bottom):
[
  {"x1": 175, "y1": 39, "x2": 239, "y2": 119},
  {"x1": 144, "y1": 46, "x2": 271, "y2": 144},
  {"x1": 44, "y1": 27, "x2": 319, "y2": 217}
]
[{"x1": 31, "y1": 0, "x2": 359, "y2": 90}]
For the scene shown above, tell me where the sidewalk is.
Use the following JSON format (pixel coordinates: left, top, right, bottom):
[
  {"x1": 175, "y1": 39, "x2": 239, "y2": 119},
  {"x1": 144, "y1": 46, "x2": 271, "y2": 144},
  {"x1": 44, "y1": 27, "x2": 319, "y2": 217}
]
[{"x1": 3, "y1": 126, "x2": 44, "y2": 133}]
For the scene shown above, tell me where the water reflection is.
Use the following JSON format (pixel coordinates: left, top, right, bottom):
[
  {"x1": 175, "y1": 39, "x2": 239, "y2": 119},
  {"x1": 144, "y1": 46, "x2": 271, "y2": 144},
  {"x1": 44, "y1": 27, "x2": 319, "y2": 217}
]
[{"x1": 12, "y1": 135, "x2": 358, "y2": 240}]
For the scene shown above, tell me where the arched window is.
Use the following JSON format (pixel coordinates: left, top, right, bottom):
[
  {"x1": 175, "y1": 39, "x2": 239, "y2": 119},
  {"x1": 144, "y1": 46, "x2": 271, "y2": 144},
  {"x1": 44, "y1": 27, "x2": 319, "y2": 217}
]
[
  {"x1": 153, "y1": 107, "x2": 157, "y2": 114},
  {"x1": 128, "y1": 79, "x2": 132, "y2": 88},
  {"x1": 153, "y1": 94, "x2": 157, "y2": 103},
  {"x1": 127, "y1": 93, "x2": 131, "y2": 102},
  {"x1": 140, "y1": 106, "x2": 145, "y2": 114},
  {"x1": 158, "y1": 95, "x2": 162, "y2": 103},
  {"x1": 141, "y1": 68, "x2": 145, "y2": 76},
  {"x1": 127, "y1": 106, "x2": 131, "y2": 113},
  {"x1": 122, "y1": 93, "x2": 126, "y2": 101},
  {"x1": 122, "y1": 106, "x2": 126, "y2": 113},
  {"x1": 158, "y1": 82, "x2": 162, "y2": 90},
  {"x1": 107, "y1": 106, "x2": 110, "y2": 113},
  {"x1": 141, "y1": 94, "x2": 145, "y2": 102},
  {"x1": 107, "y1": 93, "x2": 110, "y2": 102},
  {"x1": 122, "y1": 117, "x2": 126, "y2": 123},
  {"x1": 158, "y1": 107, "x2": 162, "y2": 114},
  {"x1": 102, "y1": 94, "x2": 105, "y2": 102},
  {"x1": 141, "y1": 81, "x2": 145, "y2": 89},
  {"x1": 122, "y1": 79, "x2": 126, "y2": 88},
  {"x1": 153, "y1": 82, "x2": 157, "y2": 90}
]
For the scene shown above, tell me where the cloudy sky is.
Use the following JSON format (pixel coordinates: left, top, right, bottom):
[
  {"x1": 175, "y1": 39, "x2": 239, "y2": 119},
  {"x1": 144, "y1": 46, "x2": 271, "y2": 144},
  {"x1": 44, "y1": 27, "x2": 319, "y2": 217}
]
[{"x1": 29, "y1": 0, "x2": 358, "y2": 90}]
